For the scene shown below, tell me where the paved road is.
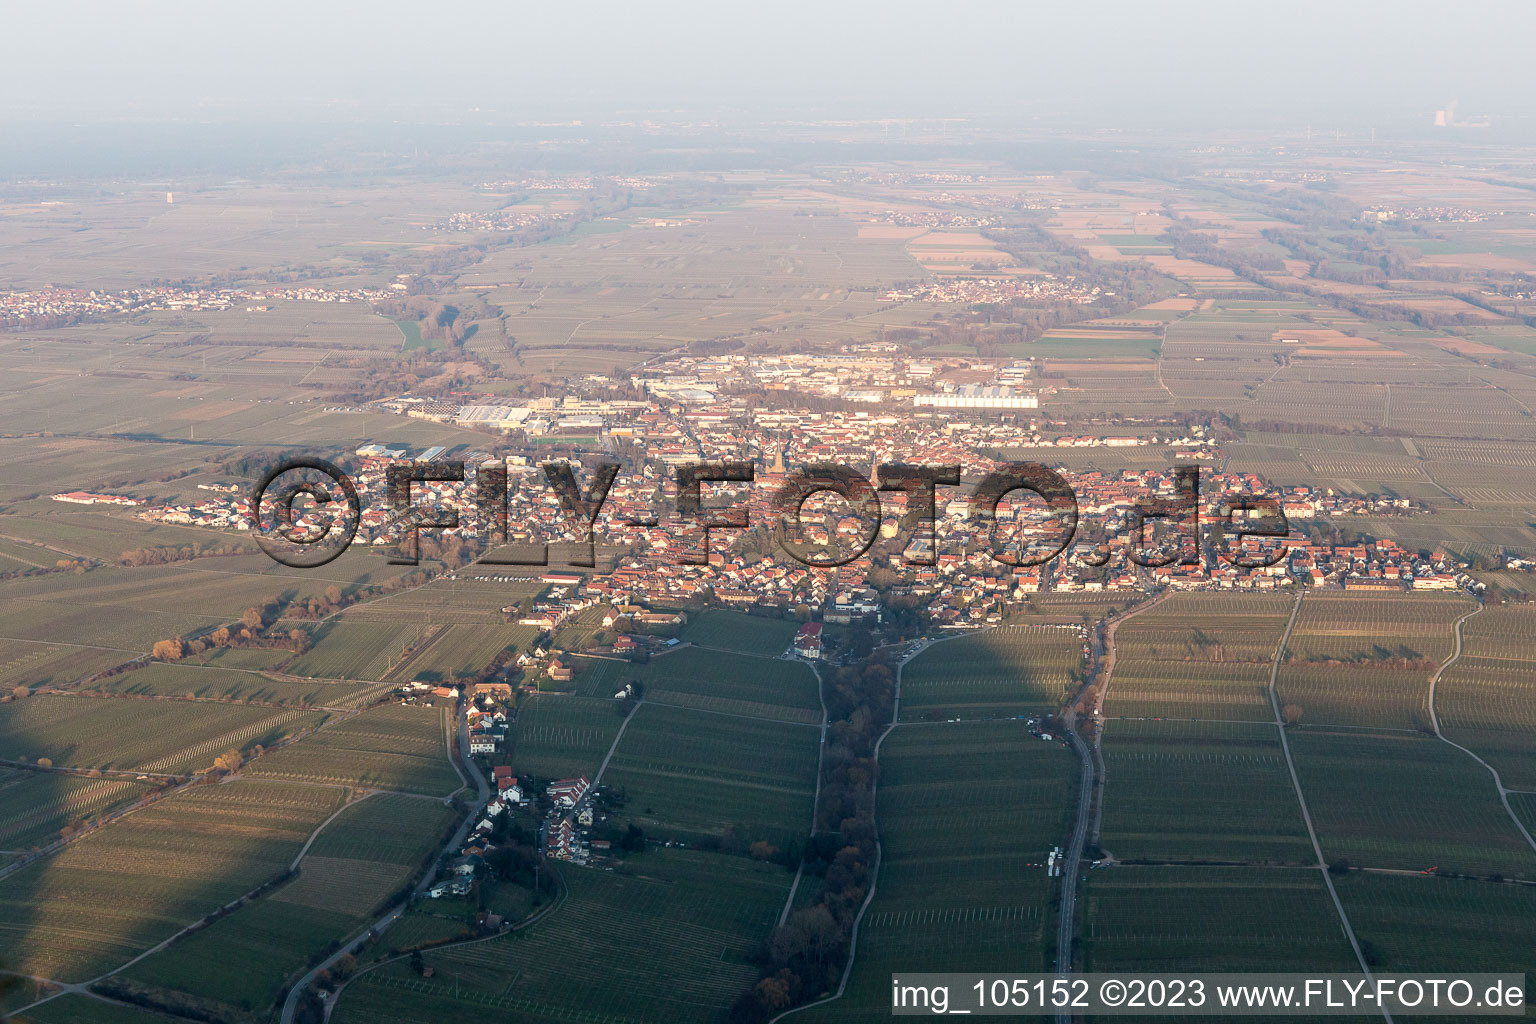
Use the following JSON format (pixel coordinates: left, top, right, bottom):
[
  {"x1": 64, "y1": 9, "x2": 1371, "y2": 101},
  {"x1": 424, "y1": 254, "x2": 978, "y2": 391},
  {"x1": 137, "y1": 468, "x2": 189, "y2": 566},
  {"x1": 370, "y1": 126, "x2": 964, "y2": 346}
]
[
  {"x1": 1053, "y1": 725, "x2": 1094, "y2": 1023},
  {"x1": 280, "y1": 698, "x2": 490, "y2": 1024},
  {"x1": 1051, "y1": 592, "x2": 1169, "y2": 1020}
]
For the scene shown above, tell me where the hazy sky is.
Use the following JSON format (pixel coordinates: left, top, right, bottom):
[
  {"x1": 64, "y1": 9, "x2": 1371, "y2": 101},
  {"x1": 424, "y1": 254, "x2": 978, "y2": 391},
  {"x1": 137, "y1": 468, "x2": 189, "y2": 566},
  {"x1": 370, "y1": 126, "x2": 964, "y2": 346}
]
[{"x1": 6, "y1": 0, "x2": 1534, "y2": 126}]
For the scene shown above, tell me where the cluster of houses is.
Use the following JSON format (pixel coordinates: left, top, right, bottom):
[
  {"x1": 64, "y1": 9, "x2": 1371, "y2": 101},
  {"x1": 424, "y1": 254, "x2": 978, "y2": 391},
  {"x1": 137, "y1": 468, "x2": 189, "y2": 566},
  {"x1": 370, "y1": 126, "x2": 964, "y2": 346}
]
[
  {"x1": 467, "y1": 685, "x2": 511, "y2": 755},
  {"x1": 1, "y1": 283, "x2": 392, "y2": 330},
  {"x1": 51, "y1": 491, "x2": 142, "y2": 507},
  {"x1": 544, "y1": 776, "x2": 593, "y2": 863},
  {"x1": 427, "y1": 772, "x2": 524, "y2": 901},
  {"x1": 117, "y1": 351, "x2": 1497, "y2": 633}
]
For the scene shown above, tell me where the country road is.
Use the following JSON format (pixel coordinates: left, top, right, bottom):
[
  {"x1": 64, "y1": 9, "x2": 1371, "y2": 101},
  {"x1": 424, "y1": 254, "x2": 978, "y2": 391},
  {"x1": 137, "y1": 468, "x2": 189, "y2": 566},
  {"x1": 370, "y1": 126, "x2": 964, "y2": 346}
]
[
  {"x1": 1265, "y1": 591, "x2": 1391, "y2": 1024},
  {"x1": 1053, "y1": 591, "x2": 1169, "y2": 1019},
  {"x1": 280, "y1": 697, "x2": 490, "y2": 1024}
]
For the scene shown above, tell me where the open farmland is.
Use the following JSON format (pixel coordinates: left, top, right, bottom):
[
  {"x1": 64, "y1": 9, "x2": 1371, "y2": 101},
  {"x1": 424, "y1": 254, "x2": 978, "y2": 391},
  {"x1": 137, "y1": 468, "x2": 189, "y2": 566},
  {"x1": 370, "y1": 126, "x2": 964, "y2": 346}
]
[
  {"x1": 86, "y1": 662, "x2": 383, "y2": 709},
  {"x1": 797, "y1": 721, "x2": 1076, "y2": 1023},
  {"x1": 507, "y1": 694, "x2": 625, "y2": 780},
  {"x1": 122, "y1": 793, "x2": 454, "y2": 1013},
  {"x1": 1101, "y1": 594, "x2": 1292, "y2": 720},
  {"x1": 332, "y1": 849, "x2": 790, "y2": 1024},
  {"x1": 1082, "y1": 867, "x2": 1358, "y2": 973},
  {"x1": 0, "y1": 694, "x2": 327, "y2": 774},
  {"x1": 0, "y1": 780, "x2": 344, "y2": 982},
  {"x1": 1335, "y1": 874, "x2": 1536, "y2": 993},
  {"x1": 1277, "y1": 593, "x2": 1471, "y2": 730},
  {"x1": 1098, "y1": 719, "x2": 1312, "y2": 864},
  {"x1": 602, "y1": 702, "x2": 820, "y2": 851},
  {"x1": 899, "y1": 624, "x2": 1084, "y2": 721},
  {"x1": 574, "y1": 646, "x2": 822, "y2": 724},
  {"x1": 286, "y1": 621, "x2": 434, "y2": 680},
  {"x1": 21, "y1": 995, "x2": 185, "y2": 1024},
  {"x1": 680, "y1": 609, "x2": 798, "y2": 656},
  {"x1": 1289, "y1": 729, "x2": 1536, "y2": 879},
  {"x1": 0, "y1": 769, "x2": 153, "y2": 852},
  {"x1": 1434, "y1": 605, "x2": 1536, "y2": 790},
  {"x1": 0, "y1": 639, "x2": 130, "y2": 690},
  {"x1": 381, "y1": 623, "x2": 519, "y2": 683},
  {"x1": 244, "y1": 703, "x2": 459, "y2": 796}
]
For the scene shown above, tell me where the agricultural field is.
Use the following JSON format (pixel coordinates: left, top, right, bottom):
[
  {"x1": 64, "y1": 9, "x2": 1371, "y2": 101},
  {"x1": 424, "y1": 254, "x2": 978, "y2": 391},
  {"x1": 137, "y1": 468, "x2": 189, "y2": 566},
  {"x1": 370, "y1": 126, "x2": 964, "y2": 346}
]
[
  {"x1": 3, "y1": 560, "x2": 352, "y2": 624},
  {"x1": 0, "y1": 639, "x2": 130, "y2": 690},
  {"x1": 382, "y1": 623, "x2": 520, "y2": 683},
  {"x1": 244, "y1": 703, "x2": 460, "y2": 796},
  {"x1": 122, "y1": 793, "x2": 454, "y2": 1014},
  {"x1": 798, "y1": 721, "x2": 1077, "y2": 1023},
  {"x1": 1335, "y1": 874, "x2": 1536, "y2": 994},
  {"x1": 679, "y1": 609, "x2": 798, "y2": 656},
  {"x1": 1434, "y1": 605, "x2": 1536, "y2": 790},
  {"x1": 331, "y1": 850, "x2": 791, "y2": 1024},
  {"x1": 1277, "y1": 593, "x2": 1472, "y2": 730},
  {"x1": 20, "y1": 995, "x2": 187, "y2": 1024},
  {"x1": 374, "y1": 907, "x2": 473, "y2": 952},
  {"x1": 899, "y1": 624, "x2": 1084, "y2": 721},
  {"x1": 1097, "y1": 720, "x2": 1312, "y2": 864},
  {"x1": 564, "y1": 646, "x2": 822, "y2": 723},
  {"x1": 1102, "y1": 594, "x2": 1292, "y2": 720},
  {"x1": 337, "y1": 574, "x2": 546, "y2": 624},
  {"x1": 287, "y1": 621, "x2": 434, "y2": 680},
  {"x1": 602, "y1": 702, "x2": 820, "y2": 851},
  {"x1": 506, "y1": 694, "x2": 625, "y2": 781},
  {"x1": 84, "y1": 662, "x2": 382, "y2": 709},
  {"x1": 1082, "y1": 867, "x2": 1358, "y2": 973},
  {"x1": 0, "y1": 781, "x2": 344, "y2": 982},
  {"x1": 1289, "y1": 729, "x2": 1536, "y2": 879},
  {"x1": 0, "y1": 769, "x2": 153, "y2": 852},
  {"x1": 0, "y1": 694, "x2": 327, "y2": 774}
]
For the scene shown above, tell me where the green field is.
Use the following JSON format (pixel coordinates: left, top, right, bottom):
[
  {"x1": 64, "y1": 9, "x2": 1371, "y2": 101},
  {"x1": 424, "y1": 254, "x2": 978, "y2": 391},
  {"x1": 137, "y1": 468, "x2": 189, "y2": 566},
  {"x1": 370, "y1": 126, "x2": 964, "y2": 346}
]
[
  {"x1": 1083, "y1": 867, "x2": 1357, "y2": 973},
  {"x1": 798, "y1": 721, "x2": 1077, "y2": 1023},
  {"x1": 0, "y1": 781, "x2": 345, "y2": 982},
  {"x1": 679, "y1": 610, "x2": 799, "y2": 656},
  {"x1": 287, "y1": 621, "x2": 434, "y2": 680},
  {"x1": 333, "y1": 850, "x2": 790, "y2": 1024},
  {"x1": 384, "y1": 623, "x2": 521, "y2": 683},
  {"x1": 0, "y1": 769, "x2": 154, "y2": 852},
  {"x1": 87, "y1": 662, "x2": 383, "y2": 709},
  {"x1": 603, "y1": 702, "x2": 820, "y2": 850},
  {"x1": 899, "y1": 624, "x2": 1083, "y2": 721},
  {"x1": 1336, "y1": 873, "x2": 1536, "y2": 991},
  {"x1": 570, "y1": 646, "x2": 822, "y2": 724},
  {"x1": 1098, "y1": 719, "x2": 1312, "y2": 864},
  {"x1": 0, "y1": 695, "x2": 328, "y2": 774},
  {"x1": 122, "y1": 793, "x2": 454, "y2": 1013},
  {"x1": 1026, "y1": 336, "x2": 1162, "y2": 360},
  {"x1": 1278, "y1": 593, "x2": 1472, "y2": 730},
  {"x1": 1290, "y1": 729, "x2": 1536, "y2": 879},
  {"x1": 245, "y1": 703, "x2": 460, "y2": 796},
  {"x1": 1436, "y1": 605, "x2": 1536, "y2": 790},
  {"x1": 20, "y1": 994, "x2": 186, "y2": 1024},
  {"x1": 1103, "y1": 594, "x2": 1292, "y2": 720},
  {"x1": 507, "y1": 694, "x2": 625, "y2": 781}
]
